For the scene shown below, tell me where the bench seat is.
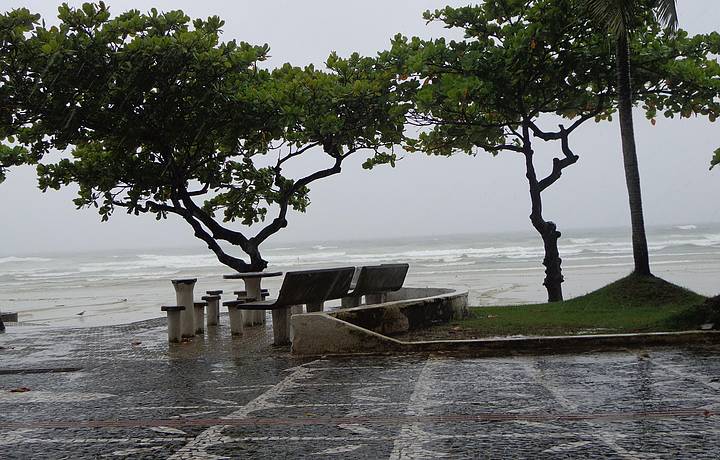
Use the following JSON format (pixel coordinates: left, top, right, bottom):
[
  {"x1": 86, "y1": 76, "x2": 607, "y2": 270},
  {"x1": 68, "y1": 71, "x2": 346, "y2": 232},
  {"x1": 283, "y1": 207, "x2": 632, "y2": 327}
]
[{"x1": 223, "y1": 299, "x2": 279, "y2": 311}]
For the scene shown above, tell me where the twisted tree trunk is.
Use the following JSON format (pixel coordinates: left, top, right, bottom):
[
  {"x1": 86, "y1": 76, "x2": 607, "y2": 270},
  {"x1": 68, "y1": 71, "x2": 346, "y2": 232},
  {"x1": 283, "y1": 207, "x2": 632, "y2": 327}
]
[
  {"x1": 524, "y1": 134, "x2": 565, "y2": 302},
  {"x1": 616, "y1": 33, "x2": 651, "y2": 276},
  {"x1": 537, "y1": 221, "x2": 564, "y2": 302}
]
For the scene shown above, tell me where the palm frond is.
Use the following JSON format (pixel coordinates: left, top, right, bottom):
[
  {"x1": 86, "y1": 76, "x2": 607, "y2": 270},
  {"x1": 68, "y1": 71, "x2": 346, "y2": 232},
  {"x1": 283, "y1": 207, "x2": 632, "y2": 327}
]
[
  {"x1": 583, "y1": 0, "x2": 678, "y2": 36},
  {"x1": 583, "y1": 0, "x2": 635, "y2": 37},
  {"x1": 653, "y1": 0, "x2": 678, "y2": 32}
]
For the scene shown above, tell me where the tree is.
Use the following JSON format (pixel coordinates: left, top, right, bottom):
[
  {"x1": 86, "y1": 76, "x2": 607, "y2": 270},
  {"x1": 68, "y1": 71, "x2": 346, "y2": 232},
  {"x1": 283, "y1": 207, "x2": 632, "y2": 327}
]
[
  {"x1": 17, "y1": 3, "x2": 407, "y2": 272},
  {"x1": 583, "y1": 0, "x2": 678, "y2": 276},
  {"x1": 380, "y1": 0, "x2": 720, "y2": 302}
]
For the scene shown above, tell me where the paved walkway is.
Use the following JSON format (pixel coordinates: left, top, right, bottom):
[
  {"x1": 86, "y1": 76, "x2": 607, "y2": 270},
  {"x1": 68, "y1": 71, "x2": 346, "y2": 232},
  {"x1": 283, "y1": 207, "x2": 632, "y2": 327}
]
[{"x1": 1, "y1": 317, "x2": 719, "y2": 459}]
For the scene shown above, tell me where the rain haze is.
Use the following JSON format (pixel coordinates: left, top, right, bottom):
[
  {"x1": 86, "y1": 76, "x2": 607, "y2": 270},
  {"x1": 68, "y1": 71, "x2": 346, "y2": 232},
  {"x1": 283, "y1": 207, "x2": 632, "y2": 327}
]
[{"x1": 1, "y1": 0, "x2": 719, "y2": 256}]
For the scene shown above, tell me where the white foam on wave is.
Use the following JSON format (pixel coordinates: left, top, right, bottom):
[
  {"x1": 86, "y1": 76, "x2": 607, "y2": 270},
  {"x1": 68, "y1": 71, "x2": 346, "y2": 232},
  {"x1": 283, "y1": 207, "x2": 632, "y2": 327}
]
[
  {"x1": 413, "y1": 258, "x2": 694, "y2": 276},
  {"x1": 676, "y1": 225, "x2": 698, "y2": 230},
  {"x1": 568, "y1": 238, "x2": 597, "y2": 245},
  {"x1": 78, "y1": 253, "x2": 220, "y2": 272},
  {"x1": 0, "y1": 256, "x2": 52, "y2": 265}
]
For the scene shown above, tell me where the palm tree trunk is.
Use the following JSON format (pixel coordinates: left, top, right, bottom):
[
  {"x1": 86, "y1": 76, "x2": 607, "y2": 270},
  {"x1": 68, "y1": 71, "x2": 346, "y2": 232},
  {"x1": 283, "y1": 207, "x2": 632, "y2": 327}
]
[{"x1": 616, "y1": 33, "x2": 651, "y2": 276}]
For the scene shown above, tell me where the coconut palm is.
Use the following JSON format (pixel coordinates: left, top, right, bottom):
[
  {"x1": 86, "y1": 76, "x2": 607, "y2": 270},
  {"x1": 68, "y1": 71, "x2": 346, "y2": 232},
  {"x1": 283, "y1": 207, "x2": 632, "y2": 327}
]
[{"x1": 584, "y1": 0, "x2": 678, "y2": 276}]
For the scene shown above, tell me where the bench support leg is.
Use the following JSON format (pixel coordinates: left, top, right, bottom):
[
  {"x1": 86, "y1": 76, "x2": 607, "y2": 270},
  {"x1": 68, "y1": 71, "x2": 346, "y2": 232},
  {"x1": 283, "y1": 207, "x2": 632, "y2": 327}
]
[
  {"x1": 166, "y1": 311, "x2": 182, "y2": 343},
  {"x1": 173, "y1": 282, "x2": 196, "y2": 338},
  {"x1": 228, "y1": 307, "x2": 244, "y2": 336},
  {"x1": 341, "y1": 296, "x2": 361, "y2": 308},
  {"x1": 271, "y1": 307, "x2": 291, "y2": 345},
  {"x1": 365, "y1": 293, "x2": 387, "y2": 305},
  {"x1": 306, "y1": 301, "x2": 324, "y2": 313},
  {"x1": 207, "y1": 299, "x2": 220, "y2": 327}
]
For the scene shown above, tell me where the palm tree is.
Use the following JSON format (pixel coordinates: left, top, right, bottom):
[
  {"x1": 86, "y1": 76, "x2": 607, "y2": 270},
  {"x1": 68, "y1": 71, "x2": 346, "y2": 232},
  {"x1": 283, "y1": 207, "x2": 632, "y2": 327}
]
[{"x1": 584, "y1": 0, "x2": 678, "y2": 276}]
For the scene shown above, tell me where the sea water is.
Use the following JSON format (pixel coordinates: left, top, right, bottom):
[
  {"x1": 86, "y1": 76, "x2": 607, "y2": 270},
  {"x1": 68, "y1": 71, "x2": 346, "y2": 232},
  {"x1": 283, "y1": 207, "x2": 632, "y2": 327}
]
[{"x1": 1, "y1": 223, "x2": 719, "y2": 327}]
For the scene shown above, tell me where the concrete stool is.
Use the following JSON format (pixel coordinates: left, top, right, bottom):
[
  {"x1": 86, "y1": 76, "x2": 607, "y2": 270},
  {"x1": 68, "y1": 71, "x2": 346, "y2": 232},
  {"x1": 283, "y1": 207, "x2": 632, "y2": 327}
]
[
  {"x1": 225, "y1": 302, "x2": 245, "y2": 336},
  {"x1": 171, "y1": 278, "x2": 197, "y2": 339},
  {"x1": 193, "y1": 302, "x2": 207, "y2": 334},
  {"x1": 202, "y1": 295, "x2": 221, "y2": 326},
  {"x1": 161, "y1": 305, "x2": 185, "y2": 343}
]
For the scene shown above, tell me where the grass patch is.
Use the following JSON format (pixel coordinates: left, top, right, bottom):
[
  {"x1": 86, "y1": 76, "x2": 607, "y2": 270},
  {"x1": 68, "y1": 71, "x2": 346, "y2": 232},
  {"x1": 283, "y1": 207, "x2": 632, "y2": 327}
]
[{"x1": 413, "y1": 274, "x2": 710, "y2": 340}]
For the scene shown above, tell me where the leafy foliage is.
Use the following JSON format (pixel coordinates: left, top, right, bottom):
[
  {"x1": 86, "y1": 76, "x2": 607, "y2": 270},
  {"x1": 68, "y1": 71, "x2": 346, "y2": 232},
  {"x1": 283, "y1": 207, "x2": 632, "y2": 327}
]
[
  {"x1": 13, "y1": 3, "x2": 407, "y2": 270},
  {"x1": 0, "y1": 8, "x2": 40, "y2": 183}
]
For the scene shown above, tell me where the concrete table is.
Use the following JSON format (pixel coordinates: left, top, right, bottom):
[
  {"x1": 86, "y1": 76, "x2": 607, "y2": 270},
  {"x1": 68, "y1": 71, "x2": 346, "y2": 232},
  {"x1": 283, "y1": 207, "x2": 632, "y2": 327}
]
[
  {"x1": 223, "y1": 271, "x2": 282, "y2": 326},
  {"x1": 171, "y1": 278, "x2": 197, "y2": 339}
]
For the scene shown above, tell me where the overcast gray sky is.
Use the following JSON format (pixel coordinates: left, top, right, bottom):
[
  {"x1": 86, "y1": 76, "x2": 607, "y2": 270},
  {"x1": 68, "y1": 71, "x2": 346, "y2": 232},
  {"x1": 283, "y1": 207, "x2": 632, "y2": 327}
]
[{"x1": 1, "y1": 0, "x2": 719, "y2": 255}]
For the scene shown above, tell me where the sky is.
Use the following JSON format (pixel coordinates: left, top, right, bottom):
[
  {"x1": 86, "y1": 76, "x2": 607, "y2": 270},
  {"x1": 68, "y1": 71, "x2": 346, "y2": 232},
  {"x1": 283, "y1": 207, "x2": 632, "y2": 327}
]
[{"x1": 1, "y1": 0, "x2": 719, "y2": 255}]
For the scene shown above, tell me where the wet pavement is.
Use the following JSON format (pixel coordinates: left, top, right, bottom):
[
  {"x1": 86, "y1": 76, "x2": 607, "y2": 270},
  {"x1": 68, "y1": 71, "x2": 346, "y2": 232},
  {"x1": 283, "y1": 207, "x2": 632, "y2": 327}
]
[{"x1": 1, "y1": 317, "x2": 719, "y2": 459}]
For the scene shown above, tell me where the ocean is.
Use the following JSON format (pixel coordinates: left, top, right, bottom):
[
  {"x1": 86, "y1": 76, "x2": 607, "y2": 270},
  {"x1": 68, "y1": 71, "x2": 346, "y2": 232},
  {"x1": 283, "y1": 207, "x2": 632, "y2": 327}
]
[{"x1": 1, "y1": 223, "x2": 719, "y2": 327}]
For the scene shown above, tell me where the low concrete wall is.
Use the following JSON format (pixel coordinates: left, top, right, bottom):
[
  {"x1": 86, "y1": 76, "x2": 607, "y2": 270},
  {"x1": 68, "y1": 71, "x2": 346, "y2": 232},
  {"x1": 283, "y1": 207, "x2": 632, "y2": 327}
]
[
  {"x1": 292, "y1": 314, "x2": 720, "y2": 356},
  {"x1": 291, "y1": 287, "x2": 468, "y2": 355},
  {"x1": 290, "y1": 287, "x2": 720, "y2": 356},
  {"x1": 334, "y1": 287, "x2": 467, "y2": 335}
]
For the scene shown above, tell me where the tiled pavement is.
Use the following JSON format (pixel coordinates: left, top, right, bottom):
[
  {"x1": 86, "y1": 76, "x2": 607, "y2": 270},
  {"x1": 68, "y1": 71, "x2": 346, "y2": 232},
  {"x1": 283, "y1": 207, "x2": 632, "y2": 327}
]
[{"x1": 1, "y1": 317, "x2": 719, "y2": 459}]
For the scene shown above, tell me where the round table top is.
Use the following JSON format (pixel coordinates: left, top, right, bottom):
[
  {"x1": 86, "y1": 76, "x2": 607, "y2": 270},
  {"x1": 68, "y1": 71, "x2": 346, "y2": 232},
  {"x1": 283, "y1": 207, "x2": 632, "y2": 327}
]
[
  {"x1": 171, "y1": 278, "x2": 197, "y2": 285},
  {"x1": 223, "y1": 271, "x2": 282, "y2": 280}
]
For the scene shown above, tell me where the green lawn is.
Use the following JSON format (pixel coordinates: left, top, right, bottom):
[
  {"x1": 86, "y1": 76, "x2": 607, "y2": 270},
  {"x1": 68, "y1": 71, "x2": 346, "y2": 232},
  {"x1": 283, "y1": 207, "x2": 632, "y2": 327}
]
[{"x1": 434, "y1": 274, "x2": 711, "y2": 339}]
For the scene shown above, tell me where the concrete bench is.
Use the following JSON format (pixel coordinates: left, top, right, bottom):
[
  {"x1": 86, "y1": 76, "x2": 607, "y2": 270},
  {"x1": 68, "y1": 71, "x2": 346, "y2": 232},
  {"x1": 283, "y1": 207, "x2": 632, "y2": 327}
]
[
  {"x1": 341, "y1": 263, "x2": 409, "y2": 308},
  {"x1": 161, "y1": 305, "x2": 185, "y2": 343},
  {"x1": 224, "y1": 267, "x2": 355, "y2": 345}
]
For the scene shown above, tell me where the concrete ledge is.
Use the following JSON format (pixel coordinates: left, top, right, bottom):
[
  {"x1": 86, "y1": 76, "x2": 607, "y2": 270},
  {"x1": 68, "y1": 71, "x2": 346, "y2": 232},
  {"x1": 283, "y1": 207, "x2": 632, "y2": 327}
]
[
  {"x1": 291, "y1": 287, "x2": 468, "y2": 355},
  {"x1": 332, "y1": 287, "x2": 469, "y2": 335}
]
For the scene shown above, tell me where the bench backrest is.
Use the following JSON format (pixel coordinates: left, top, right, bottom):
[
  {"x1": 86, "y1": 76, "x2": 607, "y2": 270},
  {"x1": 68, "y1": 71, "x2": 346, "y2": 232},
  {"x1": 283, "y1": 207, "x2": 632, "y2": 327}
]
[
  {"x1": 276, "y1": 267, "x2": 355, "y2": 306},
  {"x1": 351, "y1": 263, "x2": 409, "y2": 297}
]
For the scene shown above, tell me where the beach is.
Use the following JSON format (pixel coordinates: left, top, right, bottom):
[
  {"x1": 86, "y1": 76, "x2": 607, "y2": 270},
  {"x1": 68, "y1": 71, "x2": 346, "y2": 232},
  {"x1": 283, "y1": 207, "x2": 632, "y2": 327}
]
[{"x1": 1, "y1": 223, "x2": 719, "y2": 328}]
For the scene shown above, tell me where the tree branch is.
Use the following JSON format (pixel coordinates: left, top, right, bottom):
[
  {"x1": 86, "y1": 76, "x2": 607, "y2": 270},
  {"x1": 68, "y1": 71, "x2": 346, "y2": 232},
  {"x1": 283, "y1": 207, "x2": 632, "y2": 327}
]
[{"x1": 537, "y1": 125, "x2": 579, "y2": 192}]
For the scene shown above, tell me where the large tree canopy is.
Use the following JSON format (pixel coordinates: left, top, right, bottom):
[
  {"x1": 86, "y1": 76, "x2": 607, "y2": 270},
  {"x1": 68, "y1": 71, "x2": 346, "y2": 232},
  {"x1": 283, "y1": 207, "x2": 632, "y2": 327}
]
[
  {"x1": 13, "y1": 2, "x2": 409, "y2": 271},
  {"x1": 379, "y1": 0, "x2": 720, "y2": 301}
]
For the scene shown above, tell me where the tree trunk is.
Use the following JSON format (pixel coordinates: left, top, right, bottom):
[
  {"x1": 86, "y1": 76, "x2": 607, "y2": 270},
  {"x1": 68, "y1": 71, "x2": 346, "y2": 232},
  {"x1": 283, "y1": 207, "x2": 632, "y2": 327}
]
[
  {"x1": 524, "y1": 141, "x2": 564, "y2": 303},
  {"x1": 247, "y1": 245, "x2": 268, "y2": 272},
  {"x1": 530, "y1": 216, "x2": 564, "y2": 303},
  {"x1": 539, "y1": 221, "x2": 564, "y2": 302},
  {"x1": 616, "y1": 34, "x2": 651, "y2": 276}
]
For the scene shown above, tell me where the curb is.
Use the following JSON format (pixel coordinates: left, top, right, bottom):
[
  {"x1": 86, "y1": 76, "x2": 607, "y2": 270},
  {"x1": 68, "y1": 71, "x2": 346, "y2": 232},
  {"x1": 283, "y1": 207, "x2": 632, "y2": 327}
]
[{"x1": 394, "y1": 330, "x2": 720, "y2": 357}]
